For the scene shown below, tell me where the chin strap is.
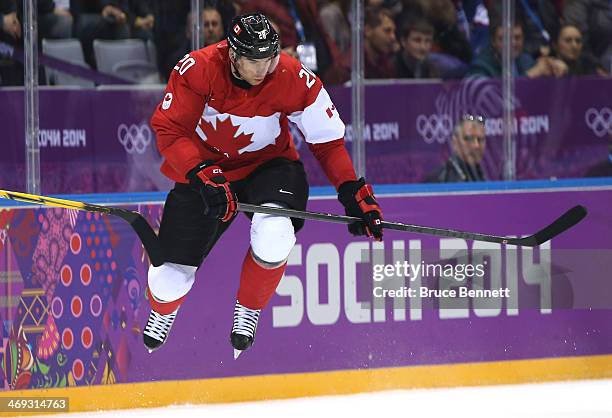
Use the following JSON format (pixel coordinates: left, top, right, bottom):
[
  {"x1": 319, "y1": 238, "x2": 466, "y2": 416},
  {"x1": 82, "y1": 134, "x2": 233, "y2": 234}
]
[{"x1": 231, "y1": 66, "x2": 243, "y2": 80}]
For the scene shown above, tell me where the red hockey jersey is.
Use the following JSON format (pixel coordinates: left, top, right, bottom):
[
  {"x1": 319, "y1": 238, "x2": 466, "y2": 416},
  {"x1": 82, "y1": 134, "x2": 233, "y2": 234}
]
[{"x1": 150, "y1": 40, "x2": 356, "y2": 189}]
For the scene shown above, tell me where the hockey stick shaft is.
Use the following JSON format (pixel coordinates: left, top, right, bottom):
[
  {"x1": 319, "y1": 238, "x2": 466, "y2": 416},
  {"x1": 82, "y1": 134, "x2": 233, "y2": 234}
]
[
  {"x1": 0, "y1": 190, "x2": 165, "y2": 266},
  {"x1": 0, "y1": 190, "x2": 587, "y2": 260},
  {"x1": 237, "y1": 203, "x2": 587, "y2": 247}
]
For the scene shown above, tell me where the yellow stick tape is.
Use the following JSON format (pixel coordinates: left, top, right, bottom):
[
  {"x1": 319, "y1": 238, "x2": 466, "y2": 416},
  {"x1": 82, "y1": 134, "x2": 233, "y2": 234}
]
[
  {"x1": 3, "y1": 354, "x2": 612, "y2": 415},
  {"x1": 0, "y1": 190, "x2": 92, "y2": 211}
]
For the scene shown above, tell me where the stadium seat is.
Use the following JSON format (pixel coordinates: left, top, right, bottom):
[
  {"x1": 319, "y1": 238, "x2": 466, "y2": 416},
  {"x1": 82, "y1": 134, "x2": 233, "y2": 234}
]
[
  {"x1": 112, "y1": 60, "x2": 160, "y2": 83},
  {"x1": 41, "y1": 38, "x2": 95, "y2": 87},
  {"x1": 146, "y1": 40, "x2": 158, "y2": 66},
  {"x1": 93, "y1": 39, "x2": 160, "y2": 84}
]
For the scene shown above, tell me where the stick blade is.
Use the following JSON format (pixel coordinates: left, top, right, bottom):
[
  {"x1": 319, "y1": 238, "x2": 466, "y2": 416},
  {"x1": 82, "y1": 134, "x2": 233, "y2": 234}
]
[
  {"x1": 126, "y1": 212, "x2": 165, "y2": 267},
  {"x1": 1, "y1": 189, "x2": 165, "y2": 267},
  {"x1": 514, "y1": 205, "x2": 588, "y2": 246},
  {"x1": 0, "y1": 189, "x2": 105, "y2": 212}
]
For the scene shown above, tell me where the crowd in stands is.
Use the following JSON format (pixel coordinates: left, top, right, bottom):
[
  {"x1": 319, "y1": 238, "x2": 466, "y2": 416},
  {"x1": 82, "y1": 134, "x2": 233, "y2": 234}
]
[
  {"x1": 362, "y1": 0, "x2": 611, "y2": 80},
  {"x1": 0, "y1": 0, "x2": 610, "y2": 86}
]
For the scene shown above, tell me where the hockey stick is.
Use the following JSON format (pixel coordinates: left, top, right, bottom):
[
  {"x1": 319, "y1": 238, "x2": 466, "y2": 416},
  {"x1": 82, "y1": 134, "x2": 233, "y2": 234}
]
[
  {"x1": 0, "y1": 190, "x2": 165, "y2": 267},
  {"x1": 0, "y1": 189, "x2": 587, "y2": 265},
  {"x1": 237, "y1": 203, "x2": 588, "y2": 247}
]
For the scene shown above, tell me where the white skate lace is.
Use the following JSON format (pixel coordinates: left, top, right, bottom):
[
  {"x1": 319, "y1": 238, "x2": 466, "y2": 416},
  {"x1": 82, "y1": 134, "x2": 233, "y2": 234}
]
[
  {"x1": 232, "y1": 302, "x2": 260, "y2": 338},
  {"x1": 144, "y1": 310, "x2": 177, "y2": 342}
]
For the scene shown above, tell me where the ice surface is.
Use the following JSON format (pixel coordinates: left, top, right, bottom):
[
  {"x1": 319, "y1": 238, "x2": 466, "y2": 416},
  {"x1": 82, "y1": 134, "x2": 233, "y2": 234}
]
[{"x1": 32, "y1": 379, "x2": 612, "y2": 418}]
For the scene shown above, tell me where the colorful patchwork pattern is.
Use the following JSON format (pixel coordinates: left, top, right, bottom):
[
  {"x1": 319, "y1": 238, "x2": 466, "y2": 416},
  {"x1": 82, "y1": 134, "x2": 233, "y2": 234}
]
[{"x1": 0, "y1": 205, "x2": 153, "y2": 390}]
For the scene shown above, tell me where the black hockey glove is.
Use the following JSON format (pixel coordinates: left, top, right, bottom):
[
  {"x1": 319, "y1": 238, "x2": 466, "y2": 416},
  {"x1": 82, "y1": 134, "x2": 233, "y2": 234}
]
[
  {"x1": 338, "y1": 178, "x2": 383, "y2": 241},
  {"x1": 187, "y1": 161, "x2": 237, "y2": 222}
]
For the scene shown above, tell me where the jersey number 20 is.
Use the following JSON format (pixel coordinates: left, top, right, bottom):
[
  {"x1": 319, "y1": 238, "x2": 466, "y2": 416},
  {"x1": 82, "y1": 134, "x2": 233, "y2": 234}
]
[
  {"x1": 174, "y1": 54, "x2": 196, "y2": 75},
  {"x1": 299, "y1": 64, "x2": 316, "y2": 89}
]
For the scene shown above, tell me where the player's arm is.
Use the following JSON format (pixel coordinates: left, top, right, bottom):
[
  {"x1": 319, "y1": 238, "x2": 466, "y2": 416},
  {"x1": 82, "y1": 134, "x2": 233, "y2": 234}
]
[
  {"x1": 150, "y1": 54, "x2": 236, "y2": 222},
  {"x1": 150, "y1": 53, "x2": 209, "y2": 177},
  {"x1": 287, "y1": 61, "x2": 383, "y2": 240}
]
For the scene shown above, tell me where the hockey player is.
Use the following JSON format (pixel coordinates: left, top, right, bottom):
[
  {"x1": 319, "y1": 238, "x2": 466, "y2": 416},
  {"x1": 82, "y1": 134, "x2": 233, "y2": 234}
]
[{"x1": 146, "y1": 13, "x2": 384, "y2": 358}]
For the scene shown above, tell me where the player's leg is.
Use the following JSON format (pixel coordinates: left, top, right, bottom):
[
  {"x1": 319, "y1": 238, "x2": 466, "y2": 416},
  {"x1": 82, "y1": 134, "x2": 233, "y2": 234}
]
[
  {"x1": 230, "y1": 159, "x2": 309, "y2": 357},
  {"x1": 143, "y1": 183, "x2": 232, "y2": 352}
]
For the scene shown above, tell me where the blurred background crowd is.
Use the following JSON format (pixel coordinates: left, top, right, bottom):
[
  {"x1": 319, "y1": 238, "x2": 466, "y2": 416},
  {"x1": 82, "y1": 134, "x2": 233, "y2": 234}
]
[{"x1": 1, "y1": 0, "x2": 611, "y2": 86}]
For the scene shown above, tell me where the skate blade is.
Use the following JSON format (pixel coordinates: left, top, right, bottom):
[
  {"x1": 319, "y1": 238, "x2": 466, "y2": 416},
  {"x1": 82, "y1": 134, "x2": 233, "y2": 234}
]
[
  {"x1": 233, "y1": 349, "x2": 243, "y2": 360},
  {"x1": 145, "y1": 345, "x2": 160, "y2": 354}
]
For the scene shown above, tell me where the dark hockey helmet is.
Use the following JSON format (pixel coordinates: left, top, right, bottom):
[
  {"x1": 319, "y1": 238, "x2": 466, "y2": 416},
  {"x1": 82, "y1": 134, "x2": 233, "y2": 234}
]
[{"x1": 227, "y1": 13, "x2": 280, "y2": 60}]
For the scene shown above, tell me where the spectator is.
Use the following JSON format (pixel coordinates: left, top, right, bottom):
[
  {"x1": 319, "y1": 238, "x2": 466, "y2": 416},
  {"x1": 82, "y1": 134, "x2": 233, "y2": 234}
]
[
  {"x1": 585, "y1": 131, "x2": 612, "y2": 177},
  {"x1": 1, "y1": 0, "x2": 72, "y2": 85},
  {"x1": 130, "y1": 0, "x2": 155, "y2": 42},
  {"x1": 365, "y1": 6, "x2": 398, "y2": 78},
  {"x1": 35, "y1": 0, "x2": 74, "y2": 86},
  {"x1": 319, "y1": 0, "x2": 350, "y2": 54},
  {"x1": 180, "y1": 4, "x2": 232, "y2": 63},
  {"x1": 395, "y1": 17, "x2": 440, "y2": 78},
  {"x1": 72, "y1": 0, "x2": 131, "y2": 68},
  {"x1": 399, "y1": 0, "x2": 473, "y2": 64},
  {"x1": 461, "y1": 0, "x2": 490, "y2": 55},
  {"x1": 488, "y1": 0, "x2": 560, "y2": 58},
  {"x1": 468, "y1": 18, "x2": 568, "y2": 78},
  {"x1": 0, "y1": 0, "x2": 20, "y2": 43},
  {"x1": 367, "y1": 0, "x2": 402, "y2": 15},
  {"x1": 425, "y1": 114, "x2": 487, "y2": 182},
  {"x1": 202, "y1": 5, "x2": 225, "y2": 46},
  {"x1": 240, "y1": 0, "x2": 349, "y2": 84},
  {"x1": 185, "y1": 4, "x2": 226, "y2": 47},
  {"x1": 191, "y1": 0, "x2": 236, "y2": 41},
  {"x1": 564, "y1": 0, "x2": 612, "y2": 71},
  {"x1": 151, "y1": 0, "x2": 190, "y2": 81},
  {"x1": 210, "y1": 0, "x2": 238, "y2": 36},
  {"x1": 151, "y1": 1, "x2": 235, "y2": 82},
  {"x1": 31, "y1": 0, "x2": 73, "y2": 40},
  {"x1": 10, "y1": 0, "x2": 73, "y2": 41},
  {"x1": 0, "y1": 0, "x2": 21, "y2": 85},
  {"x1": 553, "y1": 24, "x2": 608, "y2": 76}
]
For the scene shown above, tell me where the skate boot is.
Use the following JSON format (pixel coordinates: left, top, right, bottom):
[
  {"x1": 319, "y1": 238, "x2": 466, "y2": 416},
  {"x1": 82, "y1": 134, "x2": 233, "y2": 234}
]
[
  {"x1": 230, "y1": 301, "x2": 261, "y2": 359},
  {"x1": 143, "y1": 302, "x2": 179, "y2": 353},
  {"x1": 142, "y1": 287, "x2": 184, "y2": 353}
]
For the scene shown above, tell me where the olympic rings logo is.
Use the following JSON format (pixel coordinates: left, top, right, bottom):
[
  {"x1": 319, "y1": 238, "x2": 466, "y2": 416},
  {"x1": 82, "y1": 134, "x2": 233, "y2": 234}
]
[
  {"x1": 117, "y1": 123, "x2": 152, "y2": 154},
  {"x1": 584, "y1": 107, "x2": 612, "y2": 138},
  {"x1": 416, "y1": 114, "x2": 453, "y2": 144}
]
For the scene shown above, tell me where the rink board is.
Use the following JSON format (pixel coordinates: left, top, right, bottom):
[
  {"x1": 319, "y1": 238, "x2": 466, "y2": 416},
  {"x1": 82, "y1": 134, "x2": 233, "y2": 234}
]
[
  {"x1": 1, "y1": 77, "x2": 612, "y2": 193},
  {"x1": 0, "y1": 182, "x2": 611, "y2": 412}
]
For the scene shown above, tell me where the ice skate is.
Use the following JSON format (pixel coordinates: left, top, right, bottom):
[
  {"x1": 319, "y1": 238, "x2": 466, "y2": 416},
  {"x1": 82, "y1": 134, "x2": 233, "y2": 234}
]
[
  {"x1": 230, "y1": 301, "x2": 260, "y2": 359},
  {"x1": 143, "y1": 307, "x2": 179, "y2": 353}
]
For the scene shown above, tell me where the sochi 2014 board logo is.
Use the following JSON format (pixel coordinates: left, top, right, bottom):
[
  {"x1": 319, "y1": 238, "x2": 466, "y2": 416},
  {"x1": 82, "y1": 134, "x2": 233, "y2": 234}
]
[
  {"x1": 416, "y1": 114, "x2": 453, "y2": 144},
  {"x1": 117, "y1": 123, "x2": 152, "y2": 154},
  {"x1": 584, "y1": 107, "x2": 612, "y2": 138}
]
